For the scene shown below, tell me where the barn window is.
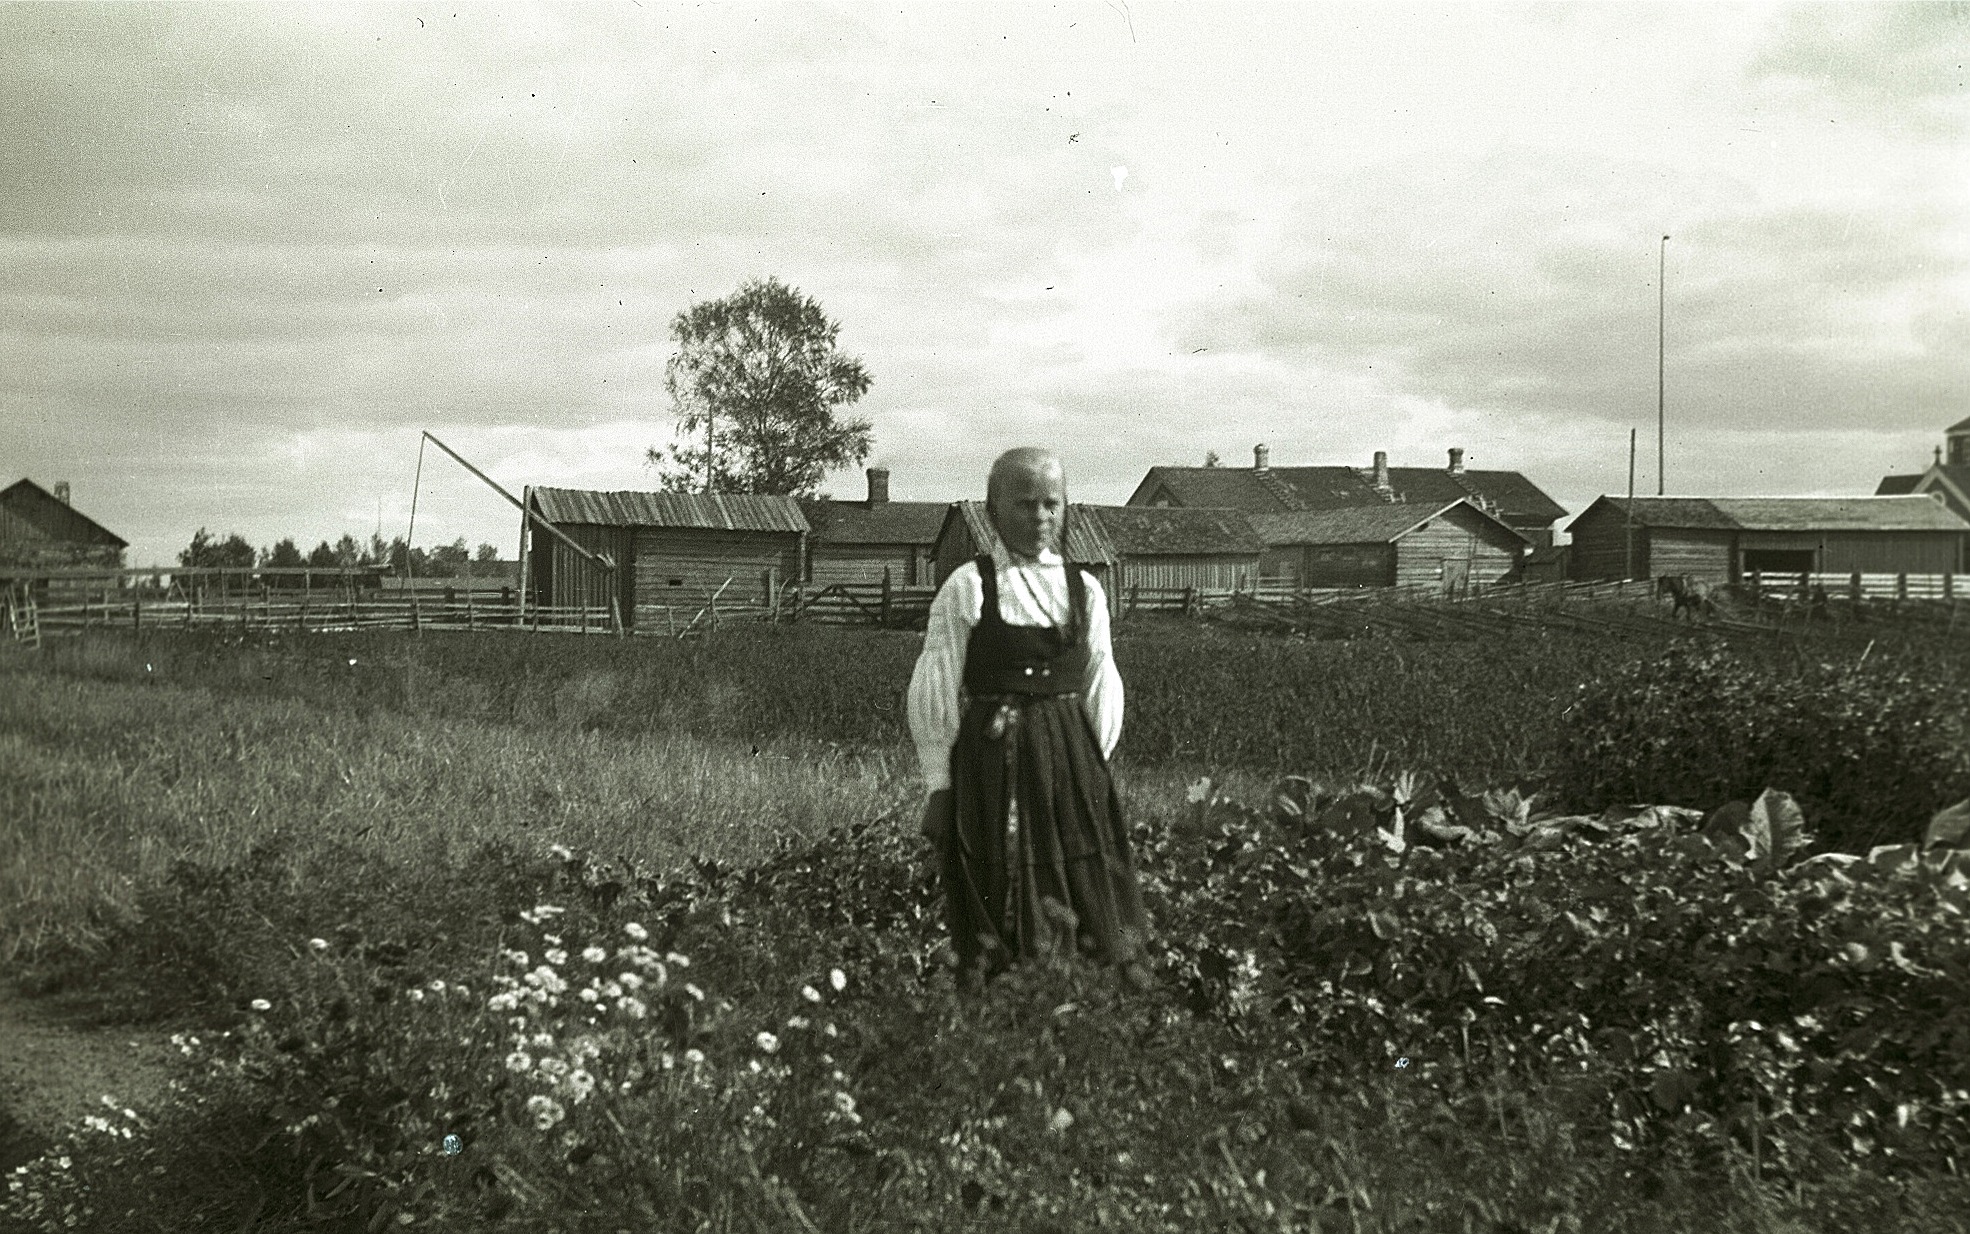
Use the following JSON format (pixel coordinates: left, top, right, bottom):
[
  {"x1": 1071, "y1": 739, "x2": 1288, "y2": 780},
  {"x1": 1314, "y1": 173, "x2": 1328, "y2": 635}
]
[{"x1": 668, "y1": 577, "x2": 683, "y2": 587}]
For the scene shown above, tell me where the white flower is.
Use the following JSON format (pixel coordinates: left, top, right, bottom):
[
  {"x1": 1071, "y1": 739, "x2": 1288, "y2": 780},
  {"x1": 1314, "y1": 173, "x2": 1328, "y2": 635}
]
[
  {"x1": 684, "y1": 1049, "x2": 706, "y2": 1066},
  {"x1": 453, "y1": 985, "x2": 470, "y2": 999},
  {"x1": 581, "y1": 945, "x2": 607, "y2": 964},
  {"x1": 531, "y1": 1032, "x2": 556, "y2": 1048},
  {"x1": 308, "y1": 938, "x2": 330, "y2": 953},
  {"x1": 407, "y1": 989, "x2": 425, "y2": 1003},
  {"x1": 829, "y1": 968, "x2": 847, "y2": 993},
  {"x1": 801, "y1": 985, "x2": 823, "y2": 1004},
  {"x1": 578, "y1": 988, "x2": 599, "y2": 1003},
  {"x1": 823, "y1": 1022, "x2": 838, "y2": 1038},
  {"x1": 249, "y1": 999, "x2": 272, "y2": 1012},
  {"x1": 618, "y1": 996, "x2": 647, "y2": 1019},
  {"x1": 787, "y1": 1016, "x2": 810, "y2": 1030},
  {"x1": 1048, "y1": 1108, "x2": 1075, "y2": 1134},
  {"x1": 666, "y1": 952, "x2": 691, "y2": 968},
  {"x1": 617, "y1": 972, "x2": 644, "y2": 991},
  {"x1": 684, "y1": 983, "x2": 704, "y2": 1002},
  {"x1": 505, "y1": 1051, "x2": 534, "y2": 1073},
  {"x1": 565, "y1": 1069, "x2": 596, "y2": 1103},
  {"x1": 624, "y1": 922, "x2": 648, "y2": 941},
  {"x1": 524, "y1": 1094, "x2": 565, "y2": 1130},
  {"x1": 833, "y1": 1091, "x2": 858, "y2": 1116},
  {"x1": 524, "y1": 966, "x2": 568, "y2": 994},
  {"x1": 756, "y1": 1032, "x2": 780, "y2": 1054},
  {"x1": 502, "y1": 949, "x2": 530, "y2": 967},
  {"x1": 750, "y1": 1059, "x2": 763, "y2": 1073},
  {"x1": 549, "y1": 844, "x2": 574, "y2": 861},
  {"x1": 426, "y1": 979, "x2": 445, "y2": 994},
  {"x1": 539, "y1": 1058, "x2": 570, "y2": 1078},
  {"x1": 602, "y1": 982, "x2": 622, "y2": 999},
  {"x1": 544, "y1": 949, "x2": 569, "y2": 967},
  {"x1": 487, "y1": 992, "x2": 521, "y2": 1012}
]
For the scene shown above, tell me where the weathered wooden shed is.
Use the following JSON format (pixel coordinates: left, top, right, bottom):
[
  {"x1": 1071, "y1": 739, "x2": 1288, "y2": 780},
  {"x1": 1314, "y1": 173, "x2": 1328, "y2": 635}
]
[
  {"x1": 1567, "y1": 495, "x2": 1970, "y2": 582},
  {"x1": 522, "y1": 488, "x2": 808, "y2": 628},
  {"x1": 931, "y1": 501, "x2": 1118, "y2": 608},
  {"x1": 799, "y1": 469, "x2": 946, "y2": 586},
  {"x1": 1248, "y1": 500, "x2": 1528, "y2": 592},
  {"x1": 1, "y1": 479, "x2": 127, "y2": 570},
  {"x1": 1077, "y1": 505, "x2": 1262, "y2": 593}
]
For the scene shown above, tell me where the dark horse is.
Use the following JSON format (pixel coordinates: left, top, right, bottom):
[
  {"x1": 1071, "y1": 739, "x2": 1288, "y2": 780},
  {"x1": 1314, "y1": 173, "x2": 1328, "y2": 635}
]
[{"x1": 1657, "y1": 574, "x2": 1717, "y2": 620}]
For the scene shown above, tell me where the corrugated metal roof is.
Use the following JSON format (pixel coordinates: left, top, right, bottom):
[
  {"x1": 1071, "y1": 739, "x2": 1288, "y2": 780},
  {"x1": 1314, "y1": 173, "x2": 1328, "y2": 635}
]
[
  {"x1": 529, "y1": 487, "x2": 808, "y2": 533},
  {"x1": 946, "y1": 501, "x2": 1117, "y2": 564},
  {"x1": 799, "y1": 499, "x2": 947, "y2": 545},
  {"x1": 1079, "y1": 505, "x2": 1262, "y2": 555},
  {"x1": 1602, "y1": 495, "x2": 1970, "y2": 533}
]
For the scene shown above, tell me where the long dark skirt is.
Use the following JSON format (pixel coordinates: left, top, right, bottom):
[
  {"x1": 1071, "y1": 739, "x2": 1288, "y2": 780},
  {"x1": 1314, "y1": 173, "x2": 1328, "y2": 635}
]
[{"x1": 939, "y1": 693, "x2": 1151, "y2": 978}]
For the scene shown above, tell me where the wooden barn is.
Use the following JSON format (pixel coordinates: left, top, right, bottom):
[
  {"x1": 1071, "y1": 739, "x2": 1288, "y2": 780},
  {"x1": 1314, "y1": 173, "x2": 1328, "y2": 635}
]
[
  {"x1": 1129, "y1": 445, "x2": 1568, "y2": 549},
  {"x1": 1, "y1": 479, "x2": 127, "y2": 570},
  {"x1": 932, "y1": 501, "x2": 1118, "y2": 606},
  {"x1": 1078, "y1": 505, "x2": 1262, "y2": 593},
  {"x1": 1248, "y1": 500, "x2": 1529, "y2": 592},
  {"x1": 1567, "y1": 495, "x2": 1970, "y2": 583},
  {"x1": 521, "y1": 488, "x2": 807, "y2": 628},
  {"x1": 799, "y1": 469, "x2": 946, "y2": 586}
]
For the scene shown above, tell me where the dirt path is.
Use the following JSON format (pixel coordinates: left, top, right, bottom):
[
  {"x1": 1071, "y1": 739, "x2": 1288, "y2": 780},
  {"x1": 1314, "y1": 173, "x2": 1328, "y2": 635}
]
[{"x1": 0, "y1": 984, "x2": 183, "y2": 1174}]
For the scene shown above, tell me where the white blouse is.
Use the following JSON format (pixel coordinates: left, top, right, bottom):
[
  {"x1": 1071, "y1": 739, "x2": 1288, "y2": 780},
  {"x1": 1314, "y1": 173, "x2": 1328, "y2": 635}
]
[{"x1": 905, "y1": 545, "x2": 1125, "y2": 792}]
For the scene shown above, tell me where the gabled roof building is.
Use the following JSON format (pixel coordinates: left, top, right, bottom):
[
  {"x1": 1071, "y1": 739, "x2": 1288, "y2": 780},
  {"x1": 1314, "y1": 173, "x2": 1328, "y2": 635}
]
[
  {"x1": 1129, "y1": 445, "x2": 1567, "y2": 548},
  {"x1": 1, "y1": 478, "x2": 127, "y2": 570},
  {"x1": 799, "y1": 469, "x2": 946, "y2": 587},
  {"x1": 1568, "y1": 495, "x2": 1969, "y2": 583},
  {"x1": 1876, "y1": 415, "x2": 1970, "y2": 525}
]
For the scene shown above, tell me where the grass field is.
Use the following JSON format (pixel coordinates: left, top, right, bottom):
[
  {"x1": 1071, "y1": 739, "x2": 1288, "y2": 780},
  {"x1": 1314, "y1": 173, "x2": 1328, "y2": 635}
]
[{"x1": 4, "y1": 623, "x2": 1969, "y2": 1232}]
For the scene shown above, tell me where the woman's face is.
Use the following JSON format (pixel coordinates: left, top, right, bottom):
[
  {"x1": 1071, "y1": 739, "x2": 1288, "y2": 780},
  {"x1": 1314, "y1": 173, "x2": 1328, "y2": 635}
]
[{"x1": 989, "y1": 463, "x2": 1065, "y2": 558}]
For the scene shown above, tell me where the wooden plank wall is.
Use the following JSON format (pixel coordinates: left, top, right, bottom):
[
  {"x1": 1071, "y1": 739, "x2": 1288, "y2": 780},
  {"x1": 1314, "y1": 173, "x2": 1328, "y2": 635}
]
[
  {"x1": 634, "y1": 528, "x2": 801, "y2": 608},
  {"x1": 1812, "y1": 531, "x2": 1962, "y2": 575},
  {"x1": 1392, "y1": 510, "x2": 1521, "y2": 589},
  {"x1": 808, "y1": 543, "x2": 925, "y2": 587},
  {"x1": 1116, "y1": 555, "x2": 1257, "y2": 592},
  {"x1": 1648, "y1": 530, "x2": 1735, "y2": 582},
  {"x1": 1300, "y1": 545, "x2": 1395, "y2": 589}
]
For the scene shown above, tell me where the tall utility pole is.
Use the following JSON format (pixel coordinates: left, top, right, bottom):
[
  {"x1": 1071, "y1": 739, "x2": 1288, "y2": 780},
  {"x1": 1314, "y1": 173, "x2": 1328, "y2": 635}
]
[
  {"x1": 705, "y1": 410, "x2": 714, "y2": 494},
  {"x1": 1626, "y1": 428, "x2": 1637, "y2": 581},
  {"x1": 1658, "y1": 234, "x2": 1669, "y2": 496}
]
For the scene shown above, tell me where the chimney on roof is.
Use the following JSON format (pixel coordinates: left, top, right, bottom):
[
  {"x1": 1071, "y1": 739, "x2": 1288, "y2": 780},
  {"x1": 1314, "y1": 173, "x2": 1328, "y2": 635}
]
[
  {"x1": 53, "y1": 481, "x2": 70, "y2": 506},
  {"x1": 866, "y1": 468, "x2": 890, "y2": 505},
  {"x1": 1253, "y1": 443, "x2": 1270, "y2": 473},
  {"x1": 1372, "y1": 451, "x2": 1390, "y2": 495},
  {"x1": 1447, "y1": 447, "x2": 1465, "y2": 476}
]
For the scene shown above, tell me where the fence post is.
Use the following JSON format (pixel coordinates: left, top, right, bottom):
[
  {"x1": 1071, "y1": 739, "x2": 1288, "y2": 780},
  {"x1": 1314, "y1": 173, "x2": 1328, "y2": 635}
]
[
  {"x1": 1945, "y1": 573, "x2": 1954, "y2": 602},
  {"x1": 1897, "y1": 573, "x2": 1908, "y2": 601},
  {"x1": 1850, "y1": 572, "x2": 1862, "y2": 602},
  {"x1": 709, "y1": 587, "x2": 717, "y2": 634},
  {"x1": 882, "y1": 568, "x2": 893, "y2": 629},
  {"x1": 132, "y1": 595, "x2": 141, "y2": 633},
  {"x1": 1184, "y1": 586, "x2": 1196, "y2": 618}
]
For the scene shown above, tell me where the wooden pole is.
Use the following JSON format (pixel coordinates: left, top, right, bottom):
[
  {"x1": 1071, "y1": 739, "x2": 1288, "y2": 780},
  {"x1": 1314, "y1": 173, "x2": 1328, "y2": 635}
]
[
  {"x1": 1625, "y1": 428, "x2": 1637, "y2": 582},
  {"x1": 881, "y1": 567, "x2": 892, "y2": 629}
]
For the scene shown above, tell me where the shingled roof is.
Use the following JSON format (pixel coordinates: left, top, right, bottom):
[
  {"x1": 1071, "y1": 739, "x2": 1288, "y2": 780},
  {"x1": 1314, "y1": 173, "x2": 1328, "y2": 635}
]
[
  {"x1": 1595, "y1": 495, "x2": 1970, "y2": 533},
  {"x1": 942, "y1": 501, "x2": 1117, "y2": 565},
  {"x1": 1130, "y1": 463, "x2": 1566, "y2": 524},
  {"x1": 528, "y1": 488, "x2": 808, "y2": 533},
  {"x1": 1078, "y1": 505, "x2": 1262, "y2": 556},
  {"x1": 1250, "y1": 500, "x2": 1529, "y2": 546},
  {"x1": 799, "y1": 499, "x2": 947, "y2": 545},
  {"x1": 1875, "y1": 474, "x2": 1924, "y2": 496}
]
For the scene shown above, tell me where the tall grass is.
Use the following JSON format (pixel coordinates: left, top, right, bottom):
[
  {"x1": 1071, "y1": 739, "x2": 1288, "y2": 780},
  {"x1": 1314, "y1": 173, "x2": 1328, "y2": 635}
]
[{"x1": 0, "y1": 672, "x2": 909, "y2": 970}]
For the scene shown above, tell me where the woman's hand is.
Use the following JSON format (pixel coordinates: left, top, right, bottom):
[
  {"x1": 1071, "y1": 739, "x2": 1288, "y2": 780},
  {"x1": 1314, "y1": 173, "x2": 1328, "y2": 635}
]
[{"x1": 921, "y1": 788, "x2": 955, "y2": 851}]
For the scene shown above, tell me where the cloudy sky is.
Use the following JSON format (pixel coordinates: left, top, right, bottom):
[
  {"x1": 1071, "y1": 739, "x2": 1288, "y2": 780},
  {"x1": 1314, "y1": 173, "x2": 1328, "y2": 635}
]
[{"x1": 4, "y1": 2, "x2": 1966, "y2": 566}]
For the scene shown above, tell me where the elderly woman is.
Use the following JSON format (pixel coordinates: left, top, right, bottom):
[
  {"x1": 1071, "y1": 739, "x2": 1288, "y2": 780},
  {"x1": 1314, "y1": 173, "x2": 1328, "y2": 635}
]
[{"x1": 906, "y1": 447, "x2": 1152, "y2": 987}]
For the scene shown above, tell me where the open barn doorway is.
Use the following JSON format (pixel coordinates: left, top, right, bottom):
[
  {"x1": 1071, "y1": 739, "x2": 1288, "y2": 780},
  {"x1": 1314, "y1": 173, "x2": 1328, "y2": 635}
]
[{"x1": 1741, "y1": 548, "x2": 1814, "y2": 576}]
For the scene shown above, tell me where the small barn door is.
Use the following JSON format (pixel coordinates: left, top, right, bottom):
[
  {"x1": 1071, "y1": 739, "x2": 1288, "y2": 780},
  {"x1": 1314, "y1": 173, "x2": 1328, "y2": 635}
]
[{"x1": 1442, "y1": 558, "x2": 1470, "y2": 597}]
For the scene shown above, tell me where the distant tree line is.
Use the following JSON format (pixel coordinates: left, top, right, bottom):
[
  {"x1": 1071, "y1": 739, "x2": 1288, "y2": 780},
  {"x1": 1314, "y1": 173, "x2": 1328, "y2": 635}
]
[{"x1": 178, "y1": 529, "x2": 507, "y2": 578}]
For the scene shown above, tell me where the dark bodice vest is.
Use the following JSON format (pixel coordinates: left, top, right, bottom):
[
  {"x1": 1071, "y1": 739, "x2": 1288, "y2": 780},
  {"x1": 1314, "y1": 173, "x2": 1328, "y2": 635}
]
[{"x1": 962, "y1": 554, "x2": 1092, "y2": 697}]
